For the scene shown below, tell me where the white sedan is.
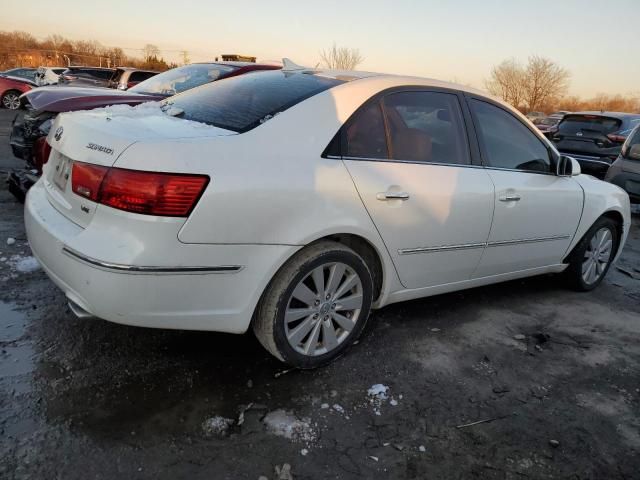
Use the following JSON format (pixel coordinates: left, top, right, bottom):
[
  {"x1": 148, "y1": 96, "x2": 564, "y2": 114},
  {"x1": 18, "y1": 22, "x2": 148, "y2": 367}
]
[{"x1": 25, "y1": 64, "x2": 631, "y2": 368}]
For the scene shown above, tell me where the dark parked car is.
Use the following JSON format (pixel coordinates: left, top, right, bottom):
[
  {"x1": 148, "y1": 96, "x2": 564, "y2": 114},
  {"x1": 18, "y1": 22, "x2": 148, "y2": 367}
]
[
  {"x1": 107, "y1": 67, "x2": 158, "y2": 90},
  {"x1": 8, "y1": 61, "x2": 281, "y2": 200},
  {"x1": 550, "y1": 112, "x2": 640, "y2": 178},
  {"x1": 605, "y1": 124, "x2": 640, "y2": 203},
  {"x1": 533, "y1": 114, "x2": 563, "y2": 137},
  {"x1": 57, "y1": 66, "x2": 117, "y2": 87},
  {"x1": 1, "y1": 67, "x2": 37, "y2": 82},
  {"x1": 0, "y1": 75, "x2": 35, "y2": 109}
]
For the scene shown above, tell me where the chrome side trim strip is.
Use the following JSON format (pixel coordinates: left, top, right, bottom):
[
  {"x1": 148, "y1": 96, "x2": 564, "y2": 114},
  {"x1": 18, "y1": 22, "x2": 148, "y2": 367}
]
[
  {"x1": 398, "y1": 235, "x2": 570, "y2": 255},
  {"x1": 62, "y1": 246, "x2": 243, "y2": 274},
  {"x1": 486, "y1": 235, "x2": 571, "y2": 247},
  {"x1": 399, "y1": 243, "x2": 486, "y2": 255}
]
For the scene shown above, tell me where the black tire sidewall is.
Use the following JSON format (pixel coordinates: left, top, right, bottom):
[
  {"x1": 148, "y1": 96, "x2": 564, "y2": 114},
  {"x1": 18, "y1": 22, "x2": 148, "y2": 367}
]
[
  {"x1": 271, "y1": 249, "x2": 373, "y2": 369},
  {"x1": 568, "y1": 217, "x2": 618, "y2": 291}
]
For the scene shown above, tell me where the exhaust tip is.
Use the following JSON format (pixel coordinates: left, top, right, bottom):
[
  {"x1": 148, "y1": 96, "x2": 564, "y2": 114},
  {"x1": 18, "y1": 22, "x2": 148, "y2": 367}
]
[{"x1": 67, "y1": 299, "x2": 96, "y2": 319}]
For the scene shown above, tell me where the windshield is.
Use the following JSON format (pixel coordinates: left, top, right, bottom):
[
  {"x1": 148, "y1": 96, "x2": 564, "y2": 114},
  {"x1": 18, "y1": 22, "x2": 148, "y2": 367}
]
[
  {"x1": 160, "y1": 70, "x2": 345, "y2": 133},
  {"x1": 129, "y1": 64, "x2": 235, "y2": 96}
]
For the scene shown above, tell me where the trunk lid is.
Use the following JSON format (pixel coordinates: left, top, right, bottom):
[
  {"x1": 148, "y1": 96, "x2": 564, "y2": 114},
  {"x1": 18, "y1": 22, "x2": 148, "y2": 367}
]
[{"x1": 42, "y1": 104, "x2": 235, "y2": 228}]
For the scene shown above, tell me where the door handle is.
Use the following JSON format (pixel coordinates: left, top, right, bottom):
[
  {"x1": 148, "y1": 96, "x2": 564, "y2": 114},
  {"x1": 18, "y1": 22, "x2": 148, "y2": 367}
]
[
  {"x1": 376, "y1": 192, "x2": 410, "y2": 201},
  {"x1": 499, "y1": 195, "x2": 521, "y2": 202}
]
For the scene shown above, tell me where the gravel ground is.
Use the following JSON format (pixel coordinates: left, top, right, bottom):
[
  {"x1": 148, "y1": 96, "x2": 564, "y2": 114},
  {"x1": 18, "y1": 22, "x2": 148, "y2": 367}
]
[{"x1": 1, "y1": 108, "x2": 639, "y2": 479}]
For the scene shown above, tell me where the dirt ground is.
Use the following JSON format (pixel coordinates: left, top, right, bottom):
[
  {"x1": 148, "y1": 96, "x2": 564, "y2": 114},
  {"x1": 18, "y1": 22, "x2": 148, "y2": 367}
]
[{"x1": 1, "y1": 108, "x2": 639, "y2": 479}]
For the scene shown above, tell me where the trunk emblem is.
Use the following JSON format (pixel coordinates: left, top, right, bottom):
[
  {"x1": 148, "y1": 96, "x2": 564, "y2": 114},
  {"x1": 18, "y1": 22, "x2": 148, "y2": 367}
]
[
  {"x1": 576, "y1": 132, "x2": 583, "y2": 137},
  {"x1": 54, "y1": 126, "x2": 63, "y2": 141}
]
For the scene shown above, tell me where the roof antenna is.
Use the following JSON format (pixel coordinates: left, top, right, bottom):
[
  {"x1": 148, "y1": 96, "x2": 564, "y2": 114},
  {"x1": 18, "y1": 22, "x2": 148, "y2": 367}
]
[{"x1": 282, "y1": 58, "x2": 306, "y2": 72}]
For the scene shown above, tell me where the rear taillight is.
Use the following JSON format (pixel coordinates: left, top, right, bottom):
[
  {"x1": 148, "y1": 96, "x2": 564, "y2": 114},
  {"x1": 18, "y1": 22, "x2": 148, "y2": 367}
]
[
  {"x1": 71, "y1": 162, "x2": 208, "y2": 217},
  {"x1": 72, "y1": 162, "x2": 108, "y2": 202},
  {"x1": 33, "y1": 137, "x2": 52, "y2": 174},
  {"x1": 607, "y1": 133, "x2": 626, "y2": 143}
]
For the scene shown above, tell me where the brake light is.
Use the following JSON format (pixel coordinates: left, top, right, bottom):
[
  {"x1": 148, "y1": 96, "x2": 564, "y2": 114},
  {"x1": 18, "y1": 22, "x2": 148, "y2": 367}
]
[
  {"x1": 33, "y1": 137, "x2": 52, "y2": 174},
  {"x1": 72, "y1": 162, "x2": 108, "y2": 201},
  {"x1": 71, "y1": 162, "x2": 209, "y2": 217},
  {"x1": 606, "y1": 133, "x2": 626, "y2": 143}
]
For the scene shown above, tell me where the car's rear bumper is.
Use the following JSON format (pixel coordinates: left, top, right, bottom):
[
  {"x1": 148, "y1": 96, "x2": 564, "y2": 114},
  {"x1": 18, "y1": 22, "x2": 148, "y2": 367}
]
[{"x1": 25, "y1": 180, "x2": 298, "y2": 333}]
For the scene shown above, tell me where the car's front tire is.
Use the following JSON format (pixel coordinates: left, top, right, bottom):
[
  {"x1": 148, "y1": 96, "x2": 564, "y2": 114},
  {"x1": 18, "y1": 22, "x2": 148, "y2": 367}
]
[
  {"x1": 253, "y1": 240, "x2": 373, "y2": 368},
  {"x1": 565, "y1": 216, "x2": 618, "y2": 291}
]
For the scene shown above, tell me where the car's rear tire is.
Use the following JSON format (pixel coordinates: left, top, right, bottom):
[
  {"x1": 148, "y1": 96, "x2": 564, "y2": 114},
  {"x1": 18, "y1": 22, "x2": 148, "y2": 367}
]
[
  {"x1": 565, "y1": 216, "x2": 618, "y2": 291},
  {"x1": 253, "y1": 240, "x2": 373, "y2": 369},
  {"x1": 1, "y1": 90, "x2": 21, "y2": 110}
]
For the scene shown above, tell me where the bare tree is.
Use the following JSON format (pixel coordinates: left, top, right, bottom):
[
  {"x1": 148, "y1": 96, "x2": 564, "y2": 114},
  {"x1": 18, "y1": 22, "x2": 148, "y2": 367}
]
[
  {"x1": 319, "y1": 43, "x2": 364, "y2": 70},
  {"x1": 142, "y1": 44, "x2": 160, "y2": 62},
  {"x1": 523, "y1": 56, "x2": 570, "y2": 112},
  {"x1": 485, "y1": 58, "x2": 526, "y2": 109},
  {"x1": 486, "y1": 56, "x2": 570, "y2": 112}
]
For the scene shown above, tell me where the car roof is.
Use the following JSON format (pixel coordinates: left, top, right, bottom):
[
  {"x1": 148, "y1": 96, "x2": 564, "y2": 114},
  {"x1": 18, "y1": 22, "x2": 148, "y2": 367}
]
[
  {"x1": 193, "y1": 61, "x2": 280, "y2": 68},
  {"x1": 285, "y1": 67, "x2": 492, "y2": 98},
  {"x1": 115, "y1": 67, "x2": 159, "y2": 73},
  {"x1": 65, "y1": 66, "x2": 116, "y2": 71},
  {"x1": 569, "y1": 111, "x2": 640, "y2": 119}
]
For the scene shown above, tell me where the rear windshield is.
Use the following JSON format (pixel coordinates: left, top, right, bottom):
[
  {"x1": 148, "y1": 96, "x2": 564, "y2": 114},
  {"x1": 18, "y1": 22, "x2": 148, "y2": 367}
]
[
  {"x1": 558, "y1": 115, "x2": 622, "y2": 135},
  {"x1": 161, "y1": 70, "x2": 345, "y2": 133},
  {"x1": 129, "y1": 64, "x2": 235, "y2": 96}
]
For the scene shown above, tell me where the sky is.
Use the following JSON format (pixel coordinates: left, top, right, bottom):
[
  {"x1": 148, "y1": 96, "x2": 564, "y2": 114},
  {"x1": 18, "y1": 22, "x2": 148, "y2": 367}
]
[{"x1": 2, "y1": 0, "x2": 639, "y2": 97}]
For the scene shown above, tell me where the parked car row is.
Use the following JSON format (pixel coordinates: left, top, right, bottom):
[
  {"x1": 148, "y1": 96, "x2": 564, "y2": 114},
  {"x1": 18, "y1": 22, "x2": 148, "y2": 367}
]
[
  {"x1": 0, "y1": 65, "x2": 161, "y2": 111},
  {"x1": 12, "y1": 59, "x2": 631, "y2": 367}
]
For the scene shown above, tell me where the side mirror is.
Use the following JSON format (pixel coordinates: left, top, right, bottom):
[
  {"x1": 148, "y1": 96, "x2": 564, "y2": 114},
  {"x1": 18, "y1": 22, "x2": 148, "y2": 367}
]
[
  {"x1": 557, "y1": 155, "x2": 581, "y2": 176},
  {"x1": 627, "y1": 144, "x2": 640, "y2": 161}
]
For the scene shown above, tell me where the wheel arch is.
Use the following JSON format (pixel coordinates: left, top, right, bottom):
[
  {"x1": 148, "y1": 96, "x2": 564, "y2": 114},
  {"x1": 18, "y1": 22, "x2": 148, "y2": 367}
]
[{"x1": 564, "y1": 208, "x2": 627, "y2": 263}]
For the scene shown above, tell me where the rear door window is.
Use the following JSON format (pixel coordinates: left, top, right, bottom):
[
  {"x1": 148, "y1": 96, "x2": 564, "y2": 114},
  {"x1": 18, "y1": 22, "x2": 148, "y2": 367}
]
[
  {"x1": 344, "y1": 101, "x2": 388, "y2": 159},
  {"x1": 470, "y1": 99, "x2": 551, "y2": 173},
  {"x1": 164, "y1": 70, "x2": 345, "y2": 133},
  {"x1": 382, "y1": 91, "x2": 470, "y2": 164}
]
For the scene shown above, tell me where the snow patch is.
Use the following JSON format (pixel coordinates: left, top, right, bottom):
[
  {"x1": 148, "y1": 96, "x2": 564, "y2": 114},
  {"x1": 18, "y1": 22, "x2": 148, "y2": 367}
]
[
  {"x1": 263, "y1": 409, "x2": 317, "y2": 443},
  {"x1": 84, "y1": 102, "x2": 224, "y2": 131},
  {"x1": 202, "y1": 416, "x2": 234, "y2": 436},
  {"x1": 6, "y1": 238, "x2": 15, "y2": 246},
  {"x1": 368, "y1": 384, "x2": 391, "y2": 416},
  {"x1": 368, "y1": 384, "x2": 389, "y2": 399},
  {"x1": 9, "y1": 255, "x2": 41, "y2": 273}
]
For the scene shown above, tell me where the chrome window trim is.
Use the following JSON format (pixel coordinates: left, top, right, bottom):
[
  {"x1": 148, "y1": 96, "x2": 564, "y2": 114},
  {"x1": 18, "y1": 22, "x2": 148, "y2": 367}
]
[
  {"x1": 339, "y1": 155, "x2": 482, "y2": 169},
  {"x1": 62, "y1": 246, "x2": 244, "y2": 274},
  {"x1": 336, "y1": 155, "x2": 556, "y2": 175},
  {"x1": 398, "y1": 235, "x2": 571, "y2": 255}
]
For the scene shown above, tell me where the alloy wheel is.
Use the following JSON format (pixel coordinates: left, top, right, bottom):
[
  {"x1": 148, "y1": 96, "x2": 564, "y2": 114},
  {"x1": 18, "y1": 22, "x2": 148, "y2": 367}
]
[
  {"x1": 2, "y1": 92, "x2": 20, "y2": 110},
  {"x1": 284, "y1": 262, "x2": 363, "y2": 357},
  {"x1": 581, "y1": 227, "x2": 613, "y2": 285}
]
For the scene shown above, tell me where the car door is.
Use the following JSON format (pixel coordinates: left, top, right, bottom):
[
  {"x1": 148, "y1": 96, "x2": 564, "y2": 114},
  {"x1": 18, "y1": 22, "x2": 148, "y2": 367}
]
[
  {"x1": 339, "y1": 89, "x2": 495, "y2": 289},
  {"x1": 467, "y1": 98, "x2": 583, "y2": 278}
]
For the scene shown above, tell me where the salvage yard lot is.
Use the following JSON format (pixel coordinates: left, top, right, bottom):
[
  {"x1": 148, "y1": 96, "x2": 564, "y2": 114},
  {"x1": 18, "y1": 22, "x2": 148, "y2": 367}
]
[{"x1": 0, "y1": 108, "x2": 639, "y2": 479}]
